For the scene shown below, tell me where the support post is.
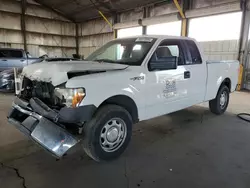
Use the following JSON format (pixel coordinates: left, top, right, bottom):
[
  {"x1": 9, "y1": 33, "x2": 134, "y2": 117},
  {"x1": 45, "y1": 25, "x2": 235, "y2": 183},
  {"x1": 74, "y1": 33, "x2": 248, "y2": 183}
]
[
  {"x1": 75, "y1": 23, "x2": 79, "y2": 56},
  {"x1": 181, "y1": 19, "x2": 187, "y2": 36},
  {"x1": 113, "y1": 13, "x2": 119, "y2": 39},
  {"x1": 21, "y1": 0, "x2": 27, "y2": 51},
  {"x1": 142, "y1": 7, "x2": 150, "y2": 35},
  {"x1": 173, "y1": 0, "x2": 189, "y2": 37},
  {"x1": 237, "y1": 0, "x2": 250, "y2": 90}
]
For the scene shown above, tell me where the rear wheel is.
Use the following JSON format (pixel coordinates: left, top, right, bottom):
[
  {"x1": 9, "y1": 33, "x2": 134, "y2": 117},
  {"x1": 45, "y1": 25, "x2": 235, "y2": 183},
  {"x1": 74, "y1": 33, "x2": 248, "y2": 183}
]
[
  {"x1": 209, "y1": 85, "x2": 230, "y2": 115},
  {"x1": 82, "y1": 104, "x2": 132, "y2": 162}
]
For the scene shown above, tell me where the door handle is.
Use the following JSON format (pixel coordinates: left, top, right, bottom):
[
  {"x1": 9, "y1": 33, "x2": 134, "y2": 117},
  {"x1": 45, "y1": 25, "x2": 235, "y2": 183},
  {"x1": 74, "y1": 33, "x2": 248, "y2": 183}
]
[
  {"x1": 20, "y1": 59, "x2": 25, "y2": 62},
  {"x1": 2, "y1": 59, "x2": 7, "y2": 61},
  {"x1": 184, "y1": 71, "x2": 191, "y2": 79}
]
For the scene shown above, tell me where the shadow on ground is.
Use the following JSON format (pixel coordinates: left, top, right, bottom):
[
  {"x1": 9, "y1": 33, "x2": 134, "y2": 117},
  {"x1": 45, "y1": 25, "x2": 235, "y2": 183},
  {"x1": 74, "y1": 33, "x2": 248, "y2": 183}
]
[{"x1": 1, "y1": 102, "x2": 250, "y2": 188}]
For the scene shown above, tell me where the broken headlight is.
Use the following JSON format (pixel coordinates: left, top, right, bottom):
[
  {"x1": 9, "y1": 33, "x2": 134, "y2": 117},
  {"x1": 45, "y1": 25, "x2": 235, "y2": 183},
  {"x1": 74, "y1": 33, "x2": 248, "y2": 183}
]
[{"x1": 54, "y1": 88, "x2": 85, "y2": 108}]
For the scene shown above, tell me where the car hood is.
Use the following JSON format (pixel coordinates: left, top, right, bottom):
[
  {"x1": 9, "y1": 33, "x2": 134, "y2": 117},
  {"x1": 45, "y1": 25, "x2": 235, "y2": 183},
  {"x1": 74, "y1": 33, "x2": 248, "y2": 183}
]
[{"x1": 22, "y1": 61, "x2": 128, "y2": 86}]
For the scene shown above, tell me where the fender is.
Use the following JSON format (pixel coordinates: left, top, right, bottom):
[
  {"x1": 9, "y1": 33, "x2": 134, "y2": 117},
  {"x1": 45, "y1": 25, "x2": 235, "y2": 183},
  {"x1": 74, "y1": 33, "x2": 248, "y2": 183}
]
[{"x1": 66, "y1": 67, "x2": 146, "y2": 120}]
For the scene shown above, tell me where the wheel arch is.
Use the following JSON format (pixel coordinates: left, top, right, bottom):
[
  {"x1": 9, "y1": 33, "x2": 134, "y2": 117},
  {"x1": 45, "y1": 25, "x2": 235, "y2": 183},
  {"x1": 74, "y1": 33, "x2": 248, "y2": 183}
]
[
  {"x1": 221, "y1": 77, "x2": 231, "y2": 92},
  {"x1": 98, "y1": 95, "x2": 139, "y2": 123}
]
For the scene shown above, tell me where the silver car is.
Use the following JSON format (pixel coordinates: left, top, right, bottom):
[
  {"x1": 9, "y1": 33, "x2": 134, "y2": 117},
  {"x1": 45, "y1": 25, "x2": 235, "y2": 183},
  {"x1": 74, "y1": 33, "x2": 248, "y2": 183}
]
[{"x1": 0, "y1": 48, "x2": 42, "y2": 72}]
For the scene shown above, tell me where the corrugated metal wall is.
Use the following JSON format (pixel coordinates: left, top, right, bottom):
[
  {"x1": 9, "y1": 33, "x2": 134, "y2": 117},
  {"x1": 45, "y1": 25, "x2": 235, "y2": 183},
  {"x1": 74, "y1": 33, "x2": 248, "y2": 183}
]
[
  {"x1": 0, "y1": 0, "x2": 243, "y2": 61},
  {"x1": 78, "y1": 18, "x2": 113, "y2": 58},
  {"x1": 149, "y1": 2, "x2": 178, "y2": 17},
  {"x1": 192, "y1": 0, "x2": 239, "y2": 9},
  {"x1": 0, "y1": 0, "x2": 76, "y2": 57},
  {"x1": 199, "y1": 40, "x2": 239, "y2": 60}
]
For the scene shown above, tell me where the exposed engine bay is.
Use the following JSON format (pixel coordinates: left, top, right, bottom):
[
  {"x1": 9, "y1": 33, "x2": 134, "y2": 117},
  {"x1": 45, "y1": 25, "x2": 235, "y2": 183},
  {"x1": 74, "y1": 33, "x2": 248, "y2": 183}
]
[
  {"x1": 18, "y1": 76, "x2": 96, "y2": 135},
  {"x1": 20, "y1": 77, "x2": 65, "y2": 110},
  {"x1": 19, "y1": 69, "x2": 107, "y2": 109}
]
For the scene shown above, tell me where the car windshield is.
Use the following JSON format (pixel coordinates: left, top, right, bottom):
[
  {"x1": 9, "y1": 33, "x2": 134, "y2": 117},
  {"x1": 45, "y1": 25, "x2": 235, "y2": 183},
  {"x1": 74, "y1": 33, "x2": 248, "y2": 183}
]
[
  {"x1": 86, "y1": 37, "x2": 157, "y2": 66},
  {"x1": 0, "y1": 50, "x2": 23, "y2": 58}
]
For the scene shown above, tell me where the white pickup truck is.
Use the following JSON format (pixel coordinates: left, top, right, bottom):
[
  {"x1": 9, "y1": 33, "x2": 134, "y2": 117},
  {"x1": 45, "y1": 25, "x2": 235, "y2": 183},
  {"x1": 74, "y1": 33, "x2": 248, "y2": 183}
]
[{"x1": 7, "y1": 35, "x2": 239, "y2": 162}]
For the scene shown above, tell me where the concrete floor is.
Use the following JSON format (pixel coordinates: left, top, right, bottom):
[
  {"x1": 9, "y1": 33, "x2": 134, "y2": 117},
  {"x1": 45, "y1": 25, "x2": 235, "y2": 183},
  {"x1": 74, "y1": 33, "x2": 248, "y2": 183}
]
[{"x1": 0, "y1": 92, "x2": 250, "y2": 188}]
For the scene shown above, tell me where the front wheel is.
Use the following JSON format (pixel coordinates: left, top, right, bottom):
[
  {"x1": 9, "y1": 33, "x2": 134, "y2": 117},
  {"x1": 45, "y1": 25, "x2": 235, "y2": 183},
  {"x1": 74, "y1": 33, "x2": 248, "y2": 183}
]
[
  {"x1": 82, "y1": 104, "x2": 132, "y2": 162},
  {"x1": 209, "y1": 85, "x2": 230, "y2": 115}
]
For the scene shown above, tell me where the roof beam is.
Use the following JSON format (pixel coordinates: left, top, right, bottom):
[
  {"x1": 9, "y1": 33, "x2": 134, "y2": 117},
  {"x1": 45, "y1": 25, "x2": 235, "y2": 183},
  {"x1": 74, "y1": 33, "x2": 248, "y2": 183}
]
[
  {"x1": 95, "y1": 0, "x2": 116, "y2": 13},
  {"x1": 70, "y1": 0, "x2": 117, "y2": 19},
  {"x1": 34, "y1": 0, "x2": 75, "y2": 22}
]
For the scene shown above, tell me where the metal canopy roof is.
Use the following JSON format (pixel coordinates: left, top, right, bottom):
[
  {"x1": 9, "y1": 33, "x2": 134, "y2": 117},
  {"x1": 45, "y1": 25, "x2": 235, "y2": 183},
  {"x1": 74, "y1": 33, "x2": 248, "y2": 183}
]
[{"x1": 34, "y1": 0, "x2": 166, "y2": 22}]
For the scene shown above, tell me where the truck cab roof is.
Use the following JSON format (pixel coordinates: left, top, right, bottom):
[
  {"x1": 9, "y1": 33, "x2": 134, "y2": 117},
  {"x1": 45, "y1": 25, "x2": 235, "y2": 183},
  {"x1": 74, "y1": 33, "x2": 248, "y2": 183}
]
[{"x1": 118, "y1": 35, "x2": 196, "y2": 41}]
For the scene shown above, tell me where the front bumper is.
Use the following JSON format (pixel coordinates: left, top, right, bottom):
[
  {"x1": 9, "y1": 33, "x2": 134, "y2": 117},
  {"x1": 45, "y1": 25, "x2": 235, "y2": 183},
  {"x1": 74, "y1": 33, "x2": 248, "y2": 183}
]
[{"x1": 7, "y1": 97, "x2": 96, "y2": 158}]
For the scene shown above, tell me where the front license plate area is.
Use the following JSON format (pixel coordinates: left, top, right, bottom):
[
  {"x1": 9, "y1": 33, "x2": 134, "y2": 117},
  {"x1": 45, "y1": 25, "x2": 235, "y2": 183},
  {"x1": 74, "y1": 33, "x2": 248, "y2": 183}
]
[{"x1": 31, "y1": 117, "x2": 78, "y2": 158}]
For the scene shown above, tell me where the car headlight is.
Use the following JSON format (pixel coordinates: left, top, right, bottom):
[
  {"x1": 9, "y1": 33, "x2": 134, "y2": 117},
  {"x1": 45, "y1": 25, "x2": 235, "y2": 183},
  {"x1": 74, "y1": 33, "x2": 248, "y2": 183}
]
[{"x1": 54, "y1": 88, "x2": 85, "y2": 107}]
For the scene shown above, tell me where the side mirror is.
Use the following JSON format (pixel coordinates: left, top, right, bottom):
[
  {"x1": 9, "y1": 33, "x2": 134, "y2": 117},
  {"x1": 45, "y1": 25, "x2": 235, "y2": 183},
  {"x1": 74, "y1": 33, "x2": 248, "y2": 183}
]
[
  {"x1": 149, "y1": 56, "x2": 178, "y2": 71},
  {"x1": 26, "y1": 52, "x2": 30, "y2": 58},
  {"x1": 39, "y1": 54, "x2": 48, "y2": 59}
]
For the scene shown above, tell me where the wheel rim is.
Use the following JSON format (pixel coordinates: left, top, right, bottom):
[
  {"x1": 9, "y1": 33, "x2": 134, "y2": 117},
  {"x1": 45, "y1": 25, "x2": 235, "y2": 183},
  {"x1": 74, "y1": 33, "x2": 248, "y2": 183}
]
[
  {"x1": 100, "y1": 118, "x2": 127, "y2": 152},
  {"x1": 219, "y1": 91, "x2": 228, "y2": 109}
]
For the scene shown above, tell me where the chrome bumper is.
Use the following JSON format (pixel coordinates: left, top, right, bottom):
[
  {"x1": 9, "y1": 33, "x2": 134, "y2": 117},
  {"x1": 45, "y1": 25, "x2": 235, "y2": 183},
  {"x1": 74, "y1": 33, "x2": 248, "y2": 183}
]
[{"x1": 8, "y1": 98, "x2": 79, "y2": 158}]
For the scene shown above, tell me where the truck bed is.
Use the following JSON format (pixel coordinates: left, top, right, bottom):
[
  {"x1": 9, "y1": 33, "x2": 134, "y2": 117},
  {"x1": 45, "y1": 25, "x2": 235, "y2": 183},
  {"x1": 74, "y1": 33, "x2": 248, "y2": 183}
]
[{"x1": 205, "y1": 60, "x2": 239, "y2": 101}]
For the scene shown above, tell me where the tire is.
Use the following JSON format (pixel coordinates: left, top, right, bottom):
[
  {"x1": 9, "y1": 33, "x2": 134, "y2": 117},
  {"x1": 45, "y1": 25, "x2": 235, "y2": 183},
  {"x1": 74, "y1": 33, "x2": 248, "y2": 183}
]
[
  {"x1": 209, "y1": 85, "x2": 230, "y2": 115},
  {"x1": 82, "y1": 104, "x2": 133, "y2": 162}
]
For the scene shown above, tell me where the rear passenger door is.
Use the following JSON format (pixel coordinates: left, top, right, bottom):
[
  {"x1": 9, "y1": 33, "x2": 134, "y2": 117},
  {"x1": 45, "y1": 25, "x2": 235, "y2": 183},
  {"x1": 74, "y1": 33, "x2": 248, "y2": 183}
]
[{"x1": 182, "y1": 40, "x2": 207, "y2": 105}]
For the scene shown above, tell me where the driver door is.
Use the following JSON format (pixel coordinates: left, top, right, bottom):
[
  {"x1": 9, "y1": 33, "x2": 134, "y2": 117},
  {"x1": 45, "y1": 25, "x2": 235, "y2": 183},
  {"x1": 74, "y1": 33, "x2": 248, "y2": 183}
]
[{"x1": 144, "y1": 39, "x2": 190, "y2": 119}]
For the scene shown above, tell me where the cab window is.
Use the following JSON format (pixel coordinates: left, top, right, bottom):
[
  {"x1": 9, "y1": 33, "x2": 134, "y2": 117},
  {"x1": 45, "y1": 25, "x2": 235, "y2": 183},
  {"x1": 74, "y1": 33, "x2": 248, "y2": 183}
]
[
  {"x1": 0, "y1": 50, "x2": 23, "y2": 58},
  {"x1": 185, "y1": 40, "x2": 202, "y2": 64},
  {"x1": 148, "y1": 40, "x2": 185, "y2": 69}
]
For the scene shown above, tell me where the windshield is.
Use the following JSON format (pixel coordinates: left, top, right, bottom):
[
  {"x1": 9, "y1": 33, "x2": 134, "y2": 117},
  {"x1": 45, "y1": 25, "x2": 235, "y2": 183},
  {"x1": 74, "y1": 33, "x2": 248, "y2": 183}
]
[
  {"x1": 0, "y1": 50, "x2": 24, "y2": 58},
  {"x1": 86, "y1": 37, "x2": 156, "y2": 66}
]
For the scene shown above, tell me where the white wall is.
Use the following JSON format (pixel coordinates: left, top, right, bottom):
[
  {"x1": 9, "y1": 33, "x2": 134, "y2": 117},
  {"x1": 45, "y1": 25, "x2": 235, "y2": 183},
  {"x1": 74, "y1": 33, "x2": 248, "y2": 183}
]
[
  {"x1": 147, "y1": 21, "x2": 181, "y2": 36},
  {"x1": 117, "y1": 27, "x2": 142, "y2": 38},
  {"x1": 188, "y1": 12, "x2": 242, "y2": 61}
]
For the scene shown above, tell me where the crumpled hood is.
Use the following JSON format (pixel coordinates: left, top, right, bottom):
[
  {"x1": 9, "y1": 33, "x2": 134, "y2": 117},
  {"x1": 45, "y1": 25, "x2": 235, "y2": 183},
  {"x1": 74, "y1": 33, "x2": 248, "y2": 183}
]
[{"x1": 22, "y1": 61, "x2": 128, "y2": 86}]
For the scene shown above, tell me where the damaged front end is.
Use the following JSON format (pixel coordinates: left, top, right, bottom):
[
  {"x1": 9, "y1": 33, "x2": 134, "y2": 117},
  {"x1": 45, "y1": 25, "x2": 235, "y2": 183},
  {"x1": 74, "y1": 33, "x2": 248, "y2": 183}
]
[{"x1": 7, "y1": 77, "x2": 96, "y2": 158}]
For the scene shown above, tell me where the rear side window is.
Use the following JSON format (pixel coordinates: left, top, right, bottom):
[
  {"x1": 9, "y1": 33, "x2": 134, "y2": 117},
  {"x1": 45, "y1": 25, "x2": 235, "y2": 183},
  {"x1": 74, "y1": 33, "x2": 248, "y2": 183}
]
[
  {"x1": 0, "y1": 50, "x2": 23, "y2": 58},
  {"x1": 185, "y1": 40, "x2": 202, "y2": 64}
]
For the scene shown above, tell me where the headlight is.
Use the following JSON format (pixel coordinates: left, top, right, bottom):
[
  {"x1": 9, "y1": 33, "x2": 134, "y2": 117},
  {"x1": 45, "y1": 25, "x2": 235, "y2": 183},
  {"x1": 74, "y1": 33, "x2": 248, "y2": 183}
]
[{"x1": 54, "y1": 88, "x2": 85, "y2": 107}]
